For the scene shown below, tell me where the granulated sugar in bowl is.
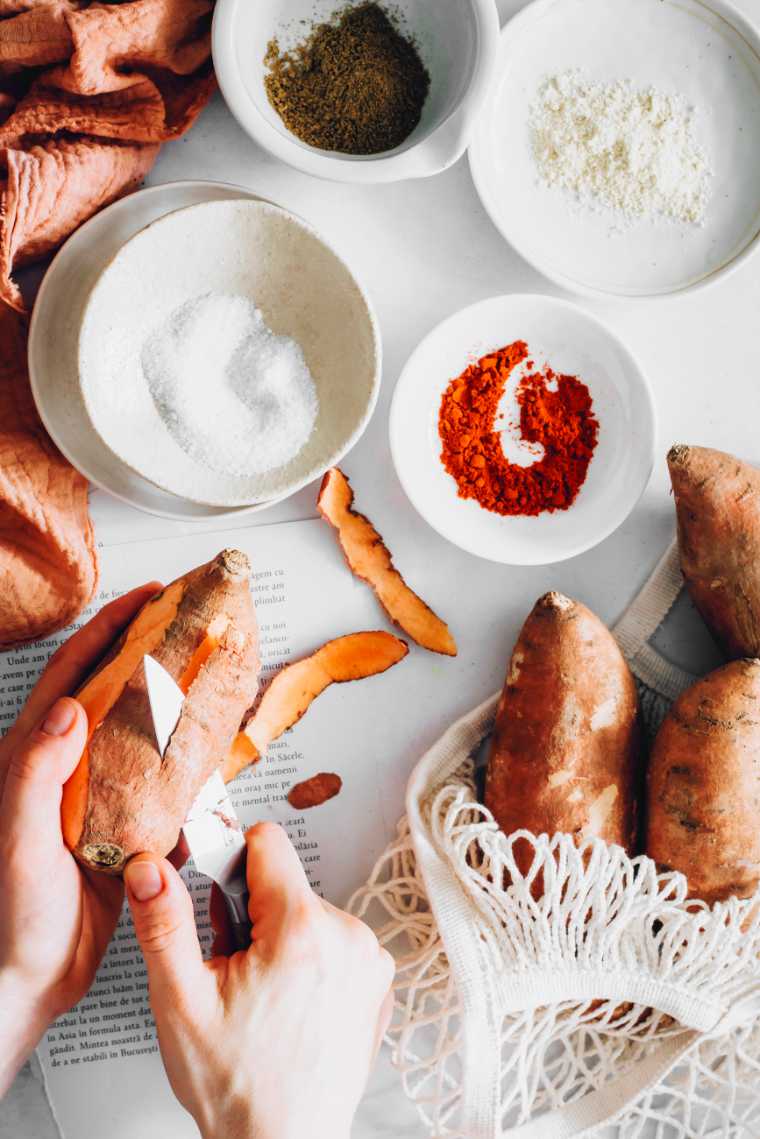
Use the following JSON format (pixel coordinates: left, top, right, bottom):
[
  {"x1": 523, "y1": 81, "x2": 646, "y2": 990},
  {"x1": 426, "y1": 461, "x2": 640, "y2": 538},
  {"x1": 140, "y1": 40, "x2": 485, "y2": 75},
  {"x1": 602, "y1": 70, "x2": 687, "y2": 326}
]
[
  {"x1": 141, "y1": 292, "x2": 318, "y2": 477},
  {"x1": 79, "y1": 199, "x2": 381, "y2": 507}
]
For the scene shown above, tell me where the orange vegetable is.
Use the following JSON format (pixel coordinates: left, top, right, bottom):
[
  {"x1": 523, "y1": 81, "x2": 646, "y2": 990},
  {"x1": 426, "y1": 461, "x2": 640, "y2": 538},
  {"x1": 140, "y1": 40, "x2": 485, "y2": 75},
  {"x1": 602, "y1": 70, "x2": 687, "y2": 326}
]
[
  {"x1": 485, "y1": 592, "x2": 641, "y2": 877},
  {"x1": 646, "y1": 659, "x2": 760, "y2": 904},
  {"x1": 62, "y1": 577, "x2": 187, "y2": 852},
  {"x1": 62, "y1": 551, "x2": 259, "y2": 873},
  {"x1": 222, "y1": 631, "x2": 408, "y2": 783},
  {"x1": 669, "y1": 444, "x2": 760, "y2": 659},
  {"x1": 178, "y1": 614, "x2": 231, "y2": 692},
  {"x1": 317, "y1": 468, "x2": 456, "y2": 656}
]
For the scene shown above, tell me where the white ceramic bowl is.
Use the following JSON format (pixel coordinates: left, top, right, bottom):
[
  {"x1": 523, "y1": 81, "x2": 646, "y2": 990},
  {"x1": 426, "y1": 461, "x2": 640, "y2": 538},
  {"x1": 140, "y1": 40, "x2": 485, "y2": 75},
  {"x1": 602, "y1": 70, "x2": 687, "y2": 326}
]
[
  {"x1": 78, "y1": 198, "x2": 381, "y2": 507},
  {"x1": 28, "y1": 181, "x2": 298, "y2": 522},
  {"x1": 212, "y1": 0, "x2": 499, "y2": 183},
  {"x1": 469, "y1": 0, "x2": 760, "y2": 299},
  {"x1": 389, "y1": 294, "x2": 655, "y2": 565}
]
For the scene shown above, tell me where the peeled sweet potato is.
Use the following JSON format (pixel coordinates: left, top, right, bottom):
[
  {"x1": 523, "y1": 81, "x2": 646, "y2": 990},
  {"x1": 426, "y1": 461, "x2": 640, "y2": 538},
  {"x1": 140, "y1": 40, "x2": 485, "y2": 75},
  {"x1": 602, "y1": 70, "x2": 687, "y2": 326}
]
[
  {"x1": 222, "y1": 631, "x2": 408, "y2": 783},
  {"x1": 646, "y1": 658, "x2": 760, "y2": 904},
  {"x1": 485, "y1": 592, "x2": 640, "y2": 871},
  {"x1": 318, "y1": 467, "x2": 457, "y2": 656},
  {"x1": 62, "y1": 549, "x2": 259, "y2": 873},
  {"x1": 669, "y1": 444, "x2": 760, "y2": 658}
]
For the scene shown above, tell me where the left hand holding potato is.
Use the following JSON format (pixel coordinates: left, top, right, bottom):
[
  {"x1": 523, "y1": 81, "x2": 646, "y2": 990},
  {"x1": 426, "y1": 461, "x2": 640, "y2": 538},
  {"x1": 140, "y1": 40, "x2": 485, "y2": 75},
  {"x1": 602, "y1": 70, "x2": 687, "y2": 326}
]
[{"x1": 0, "y1": 583, "x2": 160, "y2": 1096}]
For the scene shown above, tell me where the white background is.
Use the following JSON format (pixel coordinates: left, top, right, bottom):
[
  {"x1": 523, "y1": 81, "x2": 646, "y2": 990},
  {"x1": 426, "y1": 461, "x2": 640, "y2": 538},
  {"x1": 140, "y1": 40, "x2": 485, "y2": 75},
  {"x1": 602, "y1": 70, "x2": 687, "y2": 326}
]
[{"x1": 4, "y1": 0, "x2": 760, "y2": 1134}]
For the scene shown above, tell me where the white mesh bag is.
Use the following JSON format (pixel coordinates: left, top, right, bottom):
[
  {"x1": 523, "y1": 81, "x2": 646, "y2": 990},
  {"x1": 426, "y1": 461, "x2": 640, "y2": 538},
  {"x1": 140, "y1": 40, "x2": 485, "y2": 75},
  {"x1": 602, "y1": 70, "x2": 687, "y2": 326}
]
[{"x1": 350, "y1": 543, "x2": 760, "y2": 1138}]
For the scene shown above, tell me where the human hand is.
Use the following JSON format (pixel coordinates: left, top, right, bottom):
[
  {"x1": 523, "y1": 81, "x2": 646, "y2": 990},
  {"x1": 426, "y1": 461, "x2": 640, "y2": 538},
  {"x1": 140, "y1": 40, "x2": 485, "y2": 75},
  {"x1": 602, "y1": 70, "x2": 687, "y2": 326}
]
[
  {"x1": 0, "y1": 583, "x2": 161, "y2": 1095},
  {"x1": 125, "y1": 822, "x2": 394, "y2": 1139}
]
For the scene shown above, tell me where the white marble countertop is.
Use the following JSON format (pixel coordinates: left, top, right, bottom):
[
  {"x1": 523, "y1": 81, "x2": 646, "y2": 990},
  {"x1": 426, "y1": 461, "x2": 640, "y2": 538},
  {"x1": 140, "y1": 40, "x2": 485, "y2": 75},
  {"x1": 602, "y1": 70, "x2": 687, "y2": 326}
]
[{"x1": 3, "y1": 0, "x2": 760, "y2": 1134}]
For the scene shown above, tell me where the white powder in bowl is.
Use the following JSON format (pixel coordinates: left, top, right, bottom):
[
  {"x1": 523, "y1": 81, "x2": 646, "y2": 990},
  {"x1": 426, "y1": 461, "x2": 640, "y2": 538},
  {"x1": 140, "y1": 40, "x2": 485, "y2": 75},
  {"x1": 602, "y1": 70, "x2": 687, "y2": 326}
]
[
  {"x1": 529, "y1": 71, "x2": 713, "y2": 226},
  {"x1": 141, "y1": 292, "x2": 318, "y2": 477}
]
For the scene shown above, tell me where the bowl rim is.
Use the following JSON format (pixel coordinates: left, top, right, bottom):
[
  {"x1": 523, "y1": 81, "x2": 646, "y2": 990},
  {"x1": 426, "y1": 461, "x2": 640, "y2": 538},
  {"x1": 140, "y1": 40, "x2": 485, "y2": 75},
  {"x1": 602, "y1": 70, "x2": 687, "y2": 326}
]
[
  {"x1": 388, "y1": 292, "x2": 657, "y2": 566},
  {"x1": 211, "y1": 0, "x2": 500, "y2": 184},
  {"x1": 468, "y1": 0, "x2": 760, "y2": 301},
  {"x1": 29, "y1": 180, "x2": 382, "y2": 514}
]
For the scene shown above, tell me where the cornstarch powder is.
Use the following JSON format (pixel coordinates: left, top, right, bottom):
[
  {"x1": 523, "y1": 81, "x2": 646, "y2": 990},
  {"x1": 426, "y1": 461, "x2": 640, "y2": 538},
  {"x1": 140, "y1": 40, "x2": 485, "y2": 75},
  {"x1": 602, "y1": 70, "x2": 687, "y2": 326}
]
[
  {"x1": 141, "y1": 293, "x2": 318, "y2": 477},
  {"x1": 529, "y1": 71, "x2": 713, "y2": 226}
]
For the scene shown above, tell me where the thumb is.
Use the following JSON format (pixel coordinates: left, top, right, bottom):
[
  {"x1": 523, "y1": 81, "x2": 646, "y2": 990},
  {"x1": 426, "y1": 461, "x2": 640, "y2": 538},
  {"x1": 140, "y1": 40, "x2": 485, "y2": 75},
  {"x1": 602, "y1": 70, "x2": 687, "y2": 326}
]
[
  {"x1": 125, "y1": 855, "x2": 206, "y2": 1006},
  {"x1": 0, "y1": 697, "x2": 86, "y2": 846}
]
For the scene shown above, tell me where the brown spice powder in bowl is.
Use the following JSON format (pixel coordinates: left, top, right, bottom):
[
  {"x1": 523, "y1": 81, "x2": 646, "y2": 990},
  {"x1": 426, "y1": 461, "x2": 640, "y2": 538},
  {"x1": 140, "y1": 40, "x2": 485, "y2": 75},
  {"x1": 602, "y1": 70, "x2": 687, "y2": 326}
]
[{"x1": 264, "y1": 2, "x2": 430, "y2": 155}]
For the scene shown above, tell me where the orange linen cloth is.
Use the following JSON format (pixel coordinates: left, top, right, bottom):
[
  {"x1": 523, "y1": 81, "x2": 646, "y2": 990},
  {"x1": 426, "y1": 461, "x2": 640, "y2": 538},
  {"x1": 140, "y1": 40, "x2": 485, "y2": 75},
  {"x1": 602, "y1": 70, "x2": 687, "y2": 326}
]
[{"x1": 0, "y1": 0, "x2": 215, "y2": 650}]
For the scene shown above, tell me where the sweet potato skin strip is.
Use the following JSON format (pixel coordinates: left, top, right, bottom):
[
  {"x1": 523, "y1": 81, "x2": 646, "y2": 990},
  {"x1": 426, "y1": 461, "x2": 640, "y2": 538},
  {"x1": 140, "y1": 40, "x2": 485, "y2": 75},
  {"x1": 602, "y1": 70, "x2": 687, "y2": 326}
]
[
  {"x1": 288, "y1": 773, "x2": 342, "y2": 811},
  {"x1": 317, "y1": 468, "x2": 457, "y2": 656},
  {"x1": 222, "y1": 631, "x2": 408, "y2": 783}
]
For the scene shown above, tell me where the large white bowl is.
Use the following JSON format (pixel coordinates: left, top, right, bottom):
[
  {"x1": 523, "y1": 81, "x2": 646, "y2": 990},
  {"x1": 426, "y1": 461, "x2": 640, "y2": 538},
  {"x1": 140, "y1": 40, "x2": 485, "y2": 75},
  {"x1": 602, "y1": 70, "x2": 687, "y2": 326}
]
[
  {"x1": 29, "y1": 181, "x2": 294, "y2": 522},
  {"x1": 78, "y1": 198, "x2": 381, "y2": 507},
  {"x1": 469, "y1": 0, "x2": 760, "y2": 299},
  {"x1": 212, "y1": 0, "x2": 499, "y2": 183},
  {"x1": 389, "y1": 294, "x2": 655, "y2": 566}
]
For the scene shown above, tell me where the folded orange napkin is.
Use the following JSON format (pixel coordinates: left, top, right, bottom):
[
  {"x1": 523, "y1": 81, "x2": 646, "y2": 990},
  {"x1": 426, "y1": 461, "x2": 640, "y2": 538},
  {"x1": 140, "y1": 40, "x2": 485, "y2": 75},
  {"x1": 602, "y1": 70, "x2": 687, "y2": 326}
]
[{"x1": 0, "y1": 0, "x2": 214, "y2": 650}]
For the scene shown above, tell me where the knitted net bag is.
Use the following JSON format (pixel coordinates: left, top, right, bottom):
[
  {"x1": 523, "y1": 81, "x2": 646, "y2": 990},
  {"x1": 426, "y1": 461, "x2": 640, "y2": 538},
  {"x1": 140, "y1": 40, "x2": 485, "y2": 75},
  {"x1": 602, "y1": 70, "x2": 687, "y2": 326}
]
[{"x1": 350, "y1": 543, "x2": 760, "y2": 1138}]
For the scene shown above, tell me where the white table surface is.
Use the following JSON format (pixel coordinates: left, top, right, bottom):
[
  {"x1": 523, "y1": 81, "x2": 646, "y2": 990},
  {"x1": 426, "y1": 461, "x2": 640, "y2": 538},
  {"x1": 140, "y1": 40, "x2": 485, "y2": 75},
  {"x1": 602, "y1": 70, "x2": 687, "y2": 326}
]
[{"x1": 4, "y1": 0, "x2": 760, "y2": 1134}]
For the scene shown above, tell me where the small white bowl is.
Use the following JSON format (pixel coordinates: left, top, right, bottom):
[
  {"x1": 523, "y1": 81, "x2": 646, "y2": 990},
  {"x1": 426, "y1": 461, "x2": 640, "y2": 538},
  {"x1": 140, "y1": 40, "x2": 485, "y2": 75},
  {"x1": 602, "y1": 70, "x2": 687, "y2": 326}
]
[
  {"x1": 389, "y1": 294, "x2": 655, "y2": 566},
  {"x1": 212, "y1": 0, "x2": 499, "y2": 183},
  {"x1": 78, "y1": 198, "x2": 381, "y2": 508},
  {"x1": 469, "y1": 0, "x2": 760, "y2": 299}
]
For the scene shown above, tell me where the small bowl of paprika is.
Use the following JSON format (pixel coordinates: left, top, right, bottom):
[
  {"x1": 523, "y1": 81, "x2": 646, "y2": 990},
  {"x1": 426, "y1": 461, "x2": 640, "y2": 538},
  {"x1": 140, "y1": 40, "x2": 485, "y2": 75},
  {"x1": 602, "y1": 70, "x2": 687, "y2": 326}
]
[
  {"x1": 212, "y1": 0, "x2": 499, "y2": 183},
  {"x1": 389, "y1": 293, "x2": 655, "y2": 565}
]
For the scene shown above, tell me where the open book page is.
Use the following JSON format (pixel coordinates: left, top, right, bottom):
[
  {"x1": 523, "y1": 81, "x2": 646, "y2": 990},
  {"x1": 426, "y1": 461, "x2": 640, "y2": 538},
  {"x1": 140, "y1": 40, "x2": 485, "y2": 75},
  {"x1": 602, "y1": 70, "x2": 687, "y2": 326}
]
[{"x1": 0, "y1": 512, "x2": 505, "y2": 1138}]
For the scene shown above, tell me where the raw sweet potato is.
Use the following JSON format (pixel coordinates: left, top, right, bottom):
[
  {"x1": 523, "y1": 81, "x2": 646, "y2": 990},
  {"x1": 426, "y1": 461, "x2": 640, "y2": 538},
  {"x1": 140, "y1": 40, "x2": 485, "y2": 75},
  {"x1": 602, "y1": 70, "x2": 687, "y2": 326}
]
[
  {"x1": 222, "y1": 631, "x2": 408, "y2": 783},
  {"x1": 62, "y1": 550, "x2": 259, "y2": 873},
  {"x1": 485, "y1": 592, "x2": 640, "y2": 872},
  {"x1": 317, "y1": 467, "x2": 457, "y2": 656},
  {"x1": 668, "y1": 444, "x2": 760, "y2": 658},
  {"x1": 646, "y1": 658, "x2": 760, "y2": 904}
]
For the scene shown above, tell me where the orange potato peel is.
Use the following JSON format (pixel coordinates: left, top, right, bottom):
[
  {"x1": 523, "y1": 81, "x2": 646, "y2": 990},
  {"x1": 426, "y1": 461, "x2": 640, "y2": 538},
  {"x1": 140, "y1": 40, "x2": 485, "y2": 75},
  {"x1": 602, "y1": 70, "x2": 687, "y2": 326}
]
[
  {"x1": 288, "y1": 773, "x2": 343, "y2": 811},
  {"x1": 222, "y1": 630, "x2": 408, "y2": 783},
  {"x1": 317, "y1": 468, "x2": 457, "y2": 656}
]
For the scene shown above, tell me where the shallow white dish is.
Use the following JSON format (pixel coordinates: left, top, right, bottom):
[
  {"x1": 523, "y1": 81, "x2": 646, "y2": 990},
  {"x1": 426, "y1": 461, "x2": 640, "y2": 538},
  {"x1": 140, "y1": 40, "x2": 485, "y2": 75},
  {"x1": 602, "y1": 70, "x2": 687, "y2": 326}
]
[
  {"x1": 469, "y1": 0, "x2": 760, "y2": 298},
  {"x1": 212, "y1": 0, "x2": 498, "y2": 183},
  {"x1": 78, "y1": 198, "x2": 381, "y2": 507},
  {"x1": 389, "y1": 294, "x2": 655, "y2": 566},
  {"x1": 29, "y1": 180, "x2": 291, "y2": 522}
]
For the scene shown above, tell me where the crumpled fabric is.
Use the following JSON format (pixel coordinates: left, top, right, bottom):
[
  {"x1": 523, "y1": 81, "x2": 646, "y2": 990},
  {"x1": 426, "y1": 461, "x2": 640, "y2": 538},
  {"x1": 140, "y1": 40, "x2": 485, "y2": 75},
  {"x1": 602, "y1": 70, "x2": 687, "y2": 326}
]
[
  {"x1": 0, "y1": 304, "x2": 96, "y2": 648},
  {"x1": 0, "y1": 0, "x2": 214, "y2": 650}
]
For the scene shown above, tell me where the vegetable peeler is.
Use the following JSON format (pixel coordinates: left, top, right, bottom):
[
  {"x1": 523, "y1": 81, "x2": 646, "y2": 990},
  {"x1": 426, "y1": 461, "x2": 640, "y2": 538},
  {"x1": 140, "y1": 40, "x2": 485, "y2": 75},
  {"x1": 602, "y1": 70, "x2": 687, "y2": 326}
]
[{"x1": 143, "y1": 654, "x2": 251, "y2": 950}]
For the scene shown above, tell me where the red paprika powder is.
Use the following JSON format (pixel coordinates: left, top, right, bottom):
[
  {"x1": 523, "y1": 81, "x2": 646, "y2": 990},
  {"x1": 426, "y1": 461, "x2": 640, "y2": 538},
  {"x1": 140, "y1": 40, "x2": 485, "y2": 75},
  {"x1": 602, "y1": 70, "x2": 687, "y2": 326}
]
[{"x1": 438, "y1": 340, "x2": 599, "y2": 517}]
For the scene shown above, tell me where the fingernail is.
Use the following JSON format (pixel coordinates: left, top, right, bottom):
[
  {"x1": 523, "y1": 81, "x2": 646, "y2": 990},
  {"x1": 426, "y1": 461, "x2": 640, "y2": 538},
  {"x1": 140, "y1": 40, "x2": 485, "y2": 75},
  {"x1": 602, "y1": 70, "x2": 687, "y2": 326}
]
[
  {"x1": 41, "y1": 698, "x2": 77, "y2": 737},
  {"x1": 125, "y1": 861, "x2": 163, "y2": 902}
]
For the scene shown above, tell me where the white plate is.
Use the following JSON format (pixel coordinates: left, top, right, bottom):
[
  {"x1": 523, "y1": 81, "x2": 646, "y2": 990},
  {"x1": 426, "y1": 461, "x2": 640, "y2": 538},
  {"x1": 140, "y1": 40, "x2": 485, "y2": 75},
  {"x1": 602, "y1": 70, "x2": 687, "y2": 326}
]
[
  {"x1": 469, "y1": 0, "x2": 760, "y2": 298},
  {"x1": 389, "y1": 294, "x2": 655, "y2": 565},
  {"x1": 77, "y1": 198, "x2": 381, "y2": 507},
  {"x1": 29, "y1": 180, "x2": 288, "y2": 522}
]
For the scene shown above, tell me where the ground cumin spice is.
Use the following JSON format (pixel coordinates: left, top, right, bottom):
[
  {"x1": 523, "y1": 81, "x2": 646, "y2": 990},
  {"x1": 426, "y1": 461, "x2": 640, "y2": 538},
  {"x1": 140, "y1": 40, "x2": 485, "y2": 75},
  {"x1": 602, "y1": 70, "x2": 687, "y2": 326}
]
[
  {"x1": 438, "y1": 341, "x2": 599, "y2": 517},
  {"x1": 263, "y1": 3, "x2": 430, "y2": 155}
]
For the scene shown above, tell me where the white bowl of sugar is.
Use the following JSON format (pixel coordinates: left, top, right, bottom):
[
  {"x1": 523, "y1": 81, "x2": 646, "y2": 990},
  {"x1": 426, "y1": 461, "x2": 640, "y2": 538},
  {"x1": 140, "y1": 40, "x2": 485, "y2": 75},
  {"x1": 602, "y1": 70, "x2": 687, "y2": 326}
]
[{"x1": 78, "y1": 199, "x2": 381, "y2": 506}]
